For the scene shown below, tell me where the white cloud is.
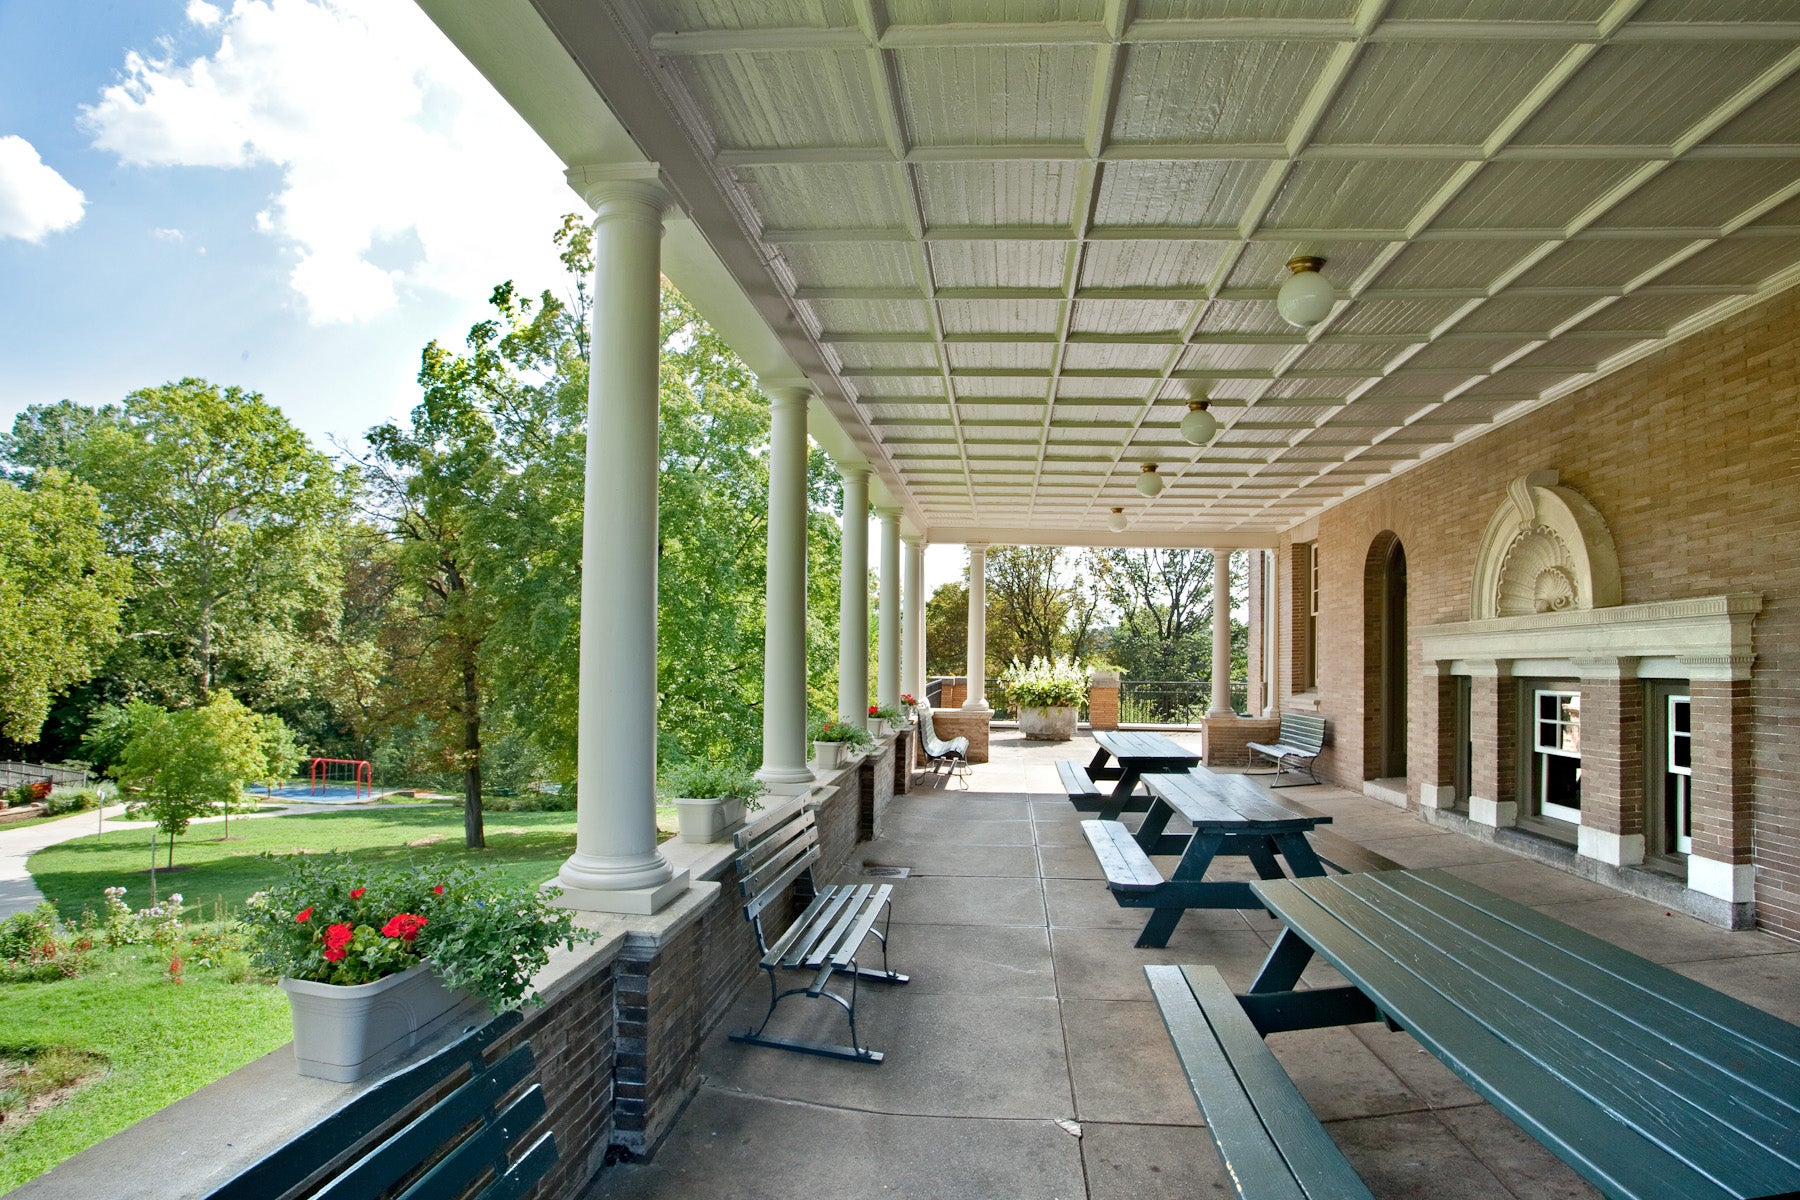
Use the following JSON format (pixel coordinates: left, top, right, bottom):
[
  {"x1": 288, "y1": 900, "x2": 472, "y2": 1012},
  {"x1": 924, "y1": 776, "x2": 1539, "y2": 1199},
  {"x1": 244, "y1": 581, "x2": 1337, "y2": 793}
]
[
  {"x1": 152, "y1": 226, "x2": 185, "y2": 241},
  {"x1": 81, "y1": 0, "x2": 574, "y2": 325},
  {"x1": 0, "y1": 136, "x2": 88, "y2": 242}
]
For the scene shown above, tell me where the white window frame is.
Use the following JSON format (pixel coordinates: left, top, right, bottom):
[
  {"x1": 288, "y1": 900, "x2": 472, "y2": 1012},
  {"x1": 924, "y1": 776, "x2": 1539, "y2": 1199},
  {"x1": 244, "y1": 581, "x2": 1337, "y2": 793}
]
[
  {"x1": 1666, "y1": 693, "x2": 1692, "y2": 855},
  {"x1": 1533, "y1": 689, "x2": 1582, "y2": 823}
]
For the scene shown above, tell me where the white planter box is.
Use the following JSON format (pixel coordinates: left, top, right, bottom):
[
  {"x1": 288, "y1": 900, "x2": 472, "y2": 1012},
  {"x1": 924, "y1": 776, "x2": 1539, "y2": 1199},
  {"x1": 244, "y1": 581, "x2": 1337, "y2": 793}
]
[
  {"x1": 673, "y1": 795, "x2": 747, "y2": 843},
  {"x1": 1018, "y1": 705, "x2": 1080, "y2": 741},
  {"x1": 280, "y1": 964, "x2": 473, "y2": 1082},
  {"x1": 814, "y1": 740, "x2": 850, "y2": 769}
]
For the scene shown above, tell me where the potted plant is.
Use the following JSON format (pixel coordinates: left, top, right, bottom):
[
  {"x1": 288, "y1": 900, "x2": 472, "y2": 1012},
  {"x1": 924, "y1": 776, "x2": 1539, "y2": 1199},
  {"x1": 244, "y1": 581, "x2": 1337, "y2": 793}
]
[
  {"x1": 868, "y1": 703, "x2": 904, "y2": 736},
  {"x1": 810, "y1": 717, "x2": 873, "y2": 769},
  {"x1": 244, "y1": 855, "x2": 585, "y2": 1081},
  {"x1": 899, "y1": 694, "x2": 919, "y2": 725},
  {"x1": 1001, "y1": 655, "x2": 1089, "y2": 741},
  {"x1": 662, "y1": 758, "x2": 767, "y2": 844}
]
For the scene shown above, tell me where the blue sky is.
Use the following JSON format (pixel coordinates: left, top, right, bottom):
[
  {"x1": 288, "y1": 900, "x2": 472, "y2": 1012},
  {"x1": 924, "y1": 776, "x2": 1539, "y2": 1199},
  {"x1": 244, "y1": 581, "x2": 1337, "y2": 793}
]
[{"x1": 0, "y1": 0, "x2": 574, "y2": 455}]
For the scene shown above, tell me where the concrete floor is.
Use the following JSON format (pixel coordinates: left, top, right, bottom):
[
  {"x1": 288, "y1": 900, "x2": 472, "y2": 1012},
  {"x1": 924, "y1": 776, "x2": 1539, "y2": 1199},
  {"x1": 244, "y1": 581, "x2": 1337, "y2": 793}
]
[{"x1": 583, "y1": 731, "x2": 1800, "y2": 1200}]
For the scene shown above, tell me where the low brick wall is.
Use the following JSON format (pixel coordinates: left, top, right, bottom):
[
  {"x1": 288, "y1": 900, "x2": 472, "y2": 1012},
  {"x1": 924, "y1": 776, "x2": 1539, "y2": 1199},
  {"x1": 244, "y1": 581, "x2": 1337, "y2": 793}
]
[
  {"x1": 892, "y1": 728, "x2": 915, "y2": 795},
  {"x1": 928, "y1": 709, "x2": 991, "y2": 764},
  {"x1": 1202, "y1": 715, "x2": 1281, "y2": 768},
  {"x1": 860, "y1": 736, "x2": 897, "y2": 841}
]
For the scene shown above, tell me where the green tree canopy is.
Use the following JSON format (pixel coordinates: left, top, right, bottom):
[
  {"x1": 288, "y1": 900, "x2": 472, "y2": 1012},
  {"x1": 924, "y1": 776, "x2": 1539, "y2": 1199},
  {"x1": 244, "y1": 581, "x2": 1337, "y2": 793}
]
[{"x1": 0, "y1": 471, "x2": 131, "y2": 743}]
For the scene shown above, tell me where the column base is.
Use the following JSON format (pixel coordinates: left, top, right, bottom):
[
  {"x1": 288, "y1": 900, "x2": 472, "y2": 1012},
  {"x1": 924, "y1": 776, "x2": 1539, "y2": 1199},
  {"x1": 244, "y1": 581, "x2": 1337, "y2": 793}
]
[
  {"x1": 960, "y1": 700, "x2": 990, "y2": 711},
  {"x1": 549, "y1": 870, "x2": 691, "y2": 915},
  {"x1": 756, "y1": 764, "x2": 816, "y2": 796},
  {"x1": 1577, "y1": 827, "x2": 1644, "y2": 867},
  {"x1": 1688, "y1": 856, "x2": 1755, "y2": 904},
  {"x1": 1469, "y1": 796, "x2": 1517, "y2": 828},
  {"x1": 1419, "y1": 784, "x2": 1457, "y2": 811}
]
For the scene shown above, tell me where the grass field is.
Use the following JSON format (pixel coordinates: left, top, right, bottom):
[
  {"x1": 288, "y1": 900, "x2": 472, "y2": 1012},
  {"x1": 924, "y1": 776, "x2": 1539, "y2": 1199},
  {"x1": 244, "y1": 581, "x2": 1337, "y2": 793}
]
[
  {"x1": 29, "y1": 806, "x2": 583, "y2": 924},
  {"x1": 0, "y1": 940, "x2": 292, "y2": 1195}
]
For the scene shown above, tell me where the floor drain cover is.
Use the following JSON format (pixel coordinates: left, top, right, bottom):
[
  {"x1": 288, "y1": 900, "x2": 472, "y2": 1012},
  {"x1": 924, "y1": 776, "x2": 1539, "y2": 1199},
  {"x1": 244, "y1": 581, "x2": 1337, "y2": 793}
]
[{"x1": 861, "y1": 865, "x2": 911, "y2": 879}]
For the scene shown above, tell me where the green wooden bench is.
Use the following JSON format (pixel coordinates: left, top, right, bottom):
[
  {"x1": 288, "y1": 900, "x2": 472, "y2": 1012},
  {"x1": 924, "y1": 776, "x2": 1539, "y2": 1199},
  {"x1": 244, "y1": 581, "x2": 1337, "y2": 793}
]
[
  {"x1": 203, "y1": 1011, "x2": 556, "y2": 1200},
  {"x1": 1146, "y1": 964, "x2": 1375, "y2": 1200},
  {"x1": 1246, "y1": 714, "x2": 1327, "y2": 787},
  {"x1": 1243, "y1": 869, "x2": 1800, "y2": 1200},
  {"x1": 1055, "y1": 759, "x2": 1102, "y2": 806},
  {"x1": 730, "y1": 795, "x2": 909, "y2": 1064}
]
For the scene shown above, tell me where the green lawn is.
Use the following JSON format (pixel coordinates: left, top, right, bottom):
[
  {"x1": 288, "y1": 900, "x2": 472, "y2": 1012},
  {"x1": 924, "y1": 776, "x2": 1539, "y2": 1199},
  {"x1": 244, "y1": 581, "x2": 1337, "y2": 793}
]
[
  {"x1": 0, "y1": 943, "x2": 292, "y2": 1195},
  {"x1": 30, "y1": 807, "x2": 581, "y2": 924}
]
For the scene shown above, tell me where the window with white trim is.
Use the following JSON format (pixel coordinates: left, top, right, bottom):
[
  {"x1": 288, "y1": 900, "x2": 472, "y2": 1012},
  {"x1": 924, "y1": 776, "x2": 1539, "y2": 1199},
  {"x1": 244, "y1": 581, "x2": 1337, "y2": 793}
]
[
  {"x1": 1664, "y1": 693, "x2": 1692, "y2": 855},
  {"x1": 1302, "y1": 543, "x2": 1319, "y2": 691},
  {"x1": 1532, "y1": 689, "x2": 1582, "y2": 823}
]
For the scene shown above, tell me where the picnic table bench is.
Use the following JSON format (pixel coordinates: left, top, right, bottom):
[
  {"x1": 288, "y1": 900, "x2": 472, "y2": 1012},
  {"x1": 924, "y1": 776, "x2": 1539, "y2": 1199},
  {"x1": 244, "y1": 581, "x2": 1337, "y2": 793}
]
[
  {"x1": 1080, "y1": 769, "x2": 1331, "y2": 947},
  {"x1": 1058, "y1": 730, "x2": 1200, "y2": 818},
  {"x1": 1246, "y1": 713, "x2": 1327, "y2": 787},
  {"x1": 730, "y1": 795, "x2": 908, "y2": 1064},
  {"x1": 1174, "y1": 868, "x2": 1800, "y2": 1200},
  {"x1": 203, "y1": 1010, "x2": 556, "y2": 1200}
]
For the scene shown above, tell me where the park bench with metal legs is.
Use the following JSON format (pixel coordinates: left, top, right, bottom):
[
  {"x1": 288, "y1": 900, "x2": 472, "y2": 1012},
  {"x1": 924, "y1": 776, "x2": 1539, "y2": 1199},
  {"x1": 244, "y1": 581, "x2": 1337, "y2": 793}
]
[
  {"x1": 202, "y1": 1010, "x2": 555, "y2": 1200},
  {"x1": 730, "y1": 796, "x2": 909, "y2": 1064},
  {"x1": 1246, "y1": 713, "x2": 1327, "y2": 787}
]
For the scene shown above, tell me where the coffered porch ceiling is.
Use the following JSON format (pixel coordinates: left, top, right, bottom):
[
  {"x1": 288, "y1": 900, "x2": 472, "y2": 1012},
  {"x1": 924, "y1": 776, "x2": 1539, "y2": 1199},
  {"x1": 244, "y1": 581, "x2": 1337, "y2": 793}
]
[{"x1": 421, "y1": 0, "x2": 1800, "y2": 548}]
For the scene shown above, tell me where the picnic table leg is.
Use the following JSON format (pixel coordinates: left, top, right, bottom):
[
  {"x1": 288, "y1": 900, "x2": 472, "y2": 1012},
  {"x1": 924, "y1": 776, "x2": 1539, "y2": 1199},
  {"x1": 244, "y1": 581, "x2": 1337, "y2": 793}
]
[
  {"x1": 1271, "y1": 831, "x2": 1328, "y2": 878},
  {"x1": 1132, "y1": 798, "x2": 1178, "y2": 854},
  {"x1": 1098, "y1": 766, "x2": 1143, "y2": 822},
  {"x1": 1244, "y1": 839, "x2": 1286, "y2": 881},
  {"x1": 1086, "y1": 745, "x2": 1112, "y2": 773},
  {"x1": 1248, "y1": 927, "x2": 1315, "y2": 993},
  {"x1": 1136, "y1": 831, "x2": 1223, "y2": 948}
]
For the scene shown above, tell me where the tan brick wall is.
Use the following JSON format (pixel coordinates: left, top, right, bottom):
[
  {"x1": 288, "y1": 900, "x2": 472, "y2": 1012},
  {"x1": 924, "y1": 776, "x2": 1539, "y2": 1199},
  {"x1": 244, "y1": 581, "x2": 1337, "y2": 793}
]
[
  {"x1": 1579, "y1": 668, "x2": 1646, "y2": 842},
  {"x1": 1088, "y1": 683, "x2": 1120, "y2": 729},
  {"x1": 1275, "y1": 286, "x2": 1800, "y2": 937},
  {"x1": 929, "y1": 709, "x2": 991, "y2": 763},
  {"x1": 1204, "y1": 716, "x2": 1280, "y2": 768}
]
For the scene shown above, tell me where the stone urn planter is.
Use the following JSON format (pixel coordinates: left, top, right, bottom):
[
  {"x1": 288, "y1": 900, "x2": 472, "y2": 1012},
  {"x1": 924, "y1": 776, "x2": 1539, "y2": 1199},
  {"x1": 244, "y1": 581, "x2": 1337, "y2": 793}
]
[
  {"x1": 1018, "y1": 704, "x2": 1080, "y2": 741},
  {"x1": 814, "y1": 740, "x2": 850, "y2": 769},
  {"x1": 280, "y1": 965, "x2": 473, "y2": 1082},
  {"x1": 870, "y1": 718, "x2": 890, "y2": 738},
  {"x1": 673, "y1": 795, "x2": 747, "y2": 844}
]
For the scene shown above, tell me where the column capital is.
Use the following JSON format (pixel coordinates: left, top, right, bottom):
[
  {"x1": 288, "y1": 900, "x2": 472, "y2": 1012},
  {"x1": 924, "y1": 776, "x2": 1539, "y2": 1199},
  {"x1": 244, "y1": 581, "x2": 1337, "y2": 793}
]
[
  {"x1": 758, "y1": 377, "x2": 813, "y2": 406},
  {"x1": 874, "y1": 505, "x2": 901, "y2": 520},
  {"x1": 901, "y1": 532, "x2": 925, "y2": 547},
  {"x1": 565, "y1": 162, "x2": 669, "y2": 216},
  {"x1": 836, "y1": 460, "x2": 871, "y2": 482},
  {"x1": 966, "y1": 542, "x2": 988, "y2": 555}
]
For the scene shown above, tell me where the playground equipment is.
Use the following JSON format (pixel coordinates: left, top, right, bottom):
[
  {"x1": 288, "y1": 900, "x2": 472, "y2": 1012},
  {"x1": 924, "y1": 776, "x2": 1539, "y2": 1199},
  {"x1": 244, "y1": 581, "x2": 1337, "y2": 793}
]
[{"x1": 308, "y1": 757, "x2": 373, "y2": 799}]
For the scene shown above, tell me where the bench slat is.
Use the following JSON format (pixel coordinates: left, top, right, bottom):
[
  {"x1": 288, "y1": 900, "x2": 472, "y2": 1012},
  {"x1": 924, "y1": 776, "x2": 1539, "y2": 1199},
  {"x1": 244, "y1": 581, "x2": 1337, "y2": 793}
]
[
  {"x1": 773, "y1": 886, "x2": 861, "y2": 969},
  {"x1": 820, "y1": 887, "x2": 892, "y2": 971},
  {"x1": 1147, "y1": 965, "x2": 1374, "y2": 1200},
  {"x1": 1056, "y1": 759, "x2": 1101, "y2": 798},
  {"x1": 398, "y1": 1083, "x2": 548, "y2": 1200},
  {"x1": 805, "y1": 883, "x2": 883, "y2": 970},
  {"x1": 1262, "y1": 877, "x2": 1737, "y2": 1200},
  {"x1": 1333, "y1": 874, "x2": 1800, "y2": 1179},
  {"x1": 742, "y1": 826, "x2": 823, "y2": 921},
  {"x1": 1080, "y1": 820, "x2": 1164, "y2": 891},
  {"x1": 476, "y1": 1130, "x2": 557, "y2": 1200}
]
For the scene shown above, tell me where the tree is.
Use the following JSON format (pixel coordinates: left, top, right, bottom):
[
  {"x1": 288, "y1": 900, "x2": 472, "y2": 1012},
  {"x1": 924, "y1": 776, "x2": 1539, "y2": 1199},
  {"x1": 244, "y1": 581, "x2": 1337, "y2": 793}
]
[
  {"x1": 100, "y1": 692, "x2": 296, "y2": 867},
  {"x1": 984, "y1": 546, "x2": 1104, "y2": 668},
  {"x1": 7, "y1": 381, "x2": 350, "y2": 706},
  {"x1": 923, "y1": 581, "x2": 968, "y2": 678},
  {"x1": 0, "y1": 471, "x2": 131, "y2": 744},
  {"x1": 1089, "y1": 548, "x2": 1218, "y2": 682}
]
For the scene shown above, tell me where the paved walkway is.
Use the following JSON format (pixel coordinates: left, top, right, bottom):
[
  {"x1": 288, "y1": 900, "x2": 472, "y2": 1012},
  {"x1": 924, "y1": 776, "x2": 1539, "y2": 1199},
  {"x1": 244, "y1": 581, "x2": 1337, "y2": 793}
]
[{"x1": 585, "y1": 730, "x2": 1800, "y2": 1200}]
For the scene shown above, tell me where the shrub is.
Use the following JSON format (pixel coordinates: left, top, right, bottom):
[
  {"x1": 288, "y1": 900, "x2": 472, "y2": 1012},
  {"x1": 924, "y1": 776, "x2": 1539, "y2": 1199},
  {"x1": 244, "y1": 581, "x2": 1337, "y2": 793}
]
[
  {"x1": 660, "y1": 758, "x2": 767, "y2": 803},
  {"x1": 999, "y1": 656, "x2": 1090, "y2": 709},
  {"x1": 0, "y1": 904, "x2": 94, "y2": 983},
  {"x1": 45, "y1": 789, "x2": 101, "y2": 816}
]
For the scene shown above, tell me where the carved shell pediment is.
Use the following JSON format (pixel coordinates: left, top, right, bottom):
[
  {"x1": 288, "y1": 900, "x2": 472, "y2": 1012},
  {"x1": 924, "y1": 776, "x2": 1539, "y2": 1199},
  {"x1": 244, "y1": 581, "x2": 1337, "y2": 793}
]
[{"x1": 1472, "y1": 473, "x2": 1620, "y2": 622}]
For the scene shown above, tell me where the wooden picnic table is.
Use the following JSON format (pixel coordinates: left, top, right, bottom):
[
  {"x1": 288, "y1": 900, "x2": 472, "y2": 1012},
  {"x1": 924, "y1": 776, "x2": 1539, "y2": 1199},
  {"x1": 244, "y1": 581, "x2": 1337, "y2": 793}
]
[
  {"x1": 1081, "y1": 769, "x2": 1331, "y2": 947},
  {"x1": 1240, "y1": 869, "x2": 1800, "y2": 1200},
  {"x1": 1086, "y1": 730, "x2": 1201, "y2": 820}
]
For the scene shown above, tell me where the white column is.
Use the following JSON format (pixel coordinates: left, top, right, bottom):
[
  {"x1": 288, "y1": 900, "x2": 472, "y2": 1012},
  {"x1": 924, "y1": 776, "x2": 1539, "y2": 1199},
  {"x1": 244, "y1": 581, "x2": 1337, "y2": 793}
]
[
  {"x1": 964, "y1": 543, "x2": 990, "y2": 710},
  {"x1": 837, "y1": 464, "x2": 870, "y2": 726},
  {"x1": 558, "y1": 165, "x2": 684, "y2": 914},
  {"x1": 876, "y1": 508, "x2": 901, "y2": 711},
  {"x1": 1210, "y1": 547, "x2": 1234, "y2": 716},
  {"x1": 901, "y1": 535, "x2": 925, "y2": 703},
  {"x1": 1262, "y1": 549, "x2": 1279, "y2": 716},
  {"x1": 757, "y1": 384, "x2": 815, "y2": 793}
]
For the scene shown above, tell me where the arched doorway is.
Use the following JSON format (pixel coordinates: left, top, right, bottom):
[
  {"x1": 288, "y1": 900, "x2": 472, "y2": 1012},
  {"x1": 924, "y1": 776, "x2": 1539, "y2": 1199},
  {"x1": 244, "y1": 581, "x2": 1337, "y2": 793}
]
[{"x1": 1363, "y1": 532, "x2": 1408, "y2": 781}]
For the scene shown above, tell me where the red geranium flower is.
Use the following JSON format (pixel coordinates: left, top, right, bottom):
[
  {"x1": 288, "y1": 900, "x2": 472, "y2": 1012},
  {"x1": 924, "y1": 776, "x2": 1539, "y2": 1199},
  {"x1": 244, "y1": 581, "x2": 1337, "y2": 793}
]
[
  {"x1": 349, "y1": 887, "x2": 365, "y2": 900},
  {"x1": 322, "y1": 923, "x2": 354, "y2": 962},
  {"x1": 295, "y1": 906, "x2": 313, "y2": 923},
  {"x1": 432, "y1": 885, "x2": 444, "y2": 895},
  {"x1": 381, "y1": 913, "x2": 428, "y2": 942},
  {"x1": 869, "y1": 704, "x2": 878, "y2": 716}
]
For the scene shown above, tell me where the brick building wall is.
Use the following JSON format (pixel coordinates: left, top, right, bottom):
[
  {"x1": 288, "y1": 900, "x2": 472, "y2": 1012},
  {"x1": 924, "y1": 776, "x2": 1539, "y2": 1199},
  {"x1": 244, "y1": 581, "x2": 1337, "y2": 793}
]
[{"x1": 1276, "y1": 286, "x2": 1800, "y2": 937}]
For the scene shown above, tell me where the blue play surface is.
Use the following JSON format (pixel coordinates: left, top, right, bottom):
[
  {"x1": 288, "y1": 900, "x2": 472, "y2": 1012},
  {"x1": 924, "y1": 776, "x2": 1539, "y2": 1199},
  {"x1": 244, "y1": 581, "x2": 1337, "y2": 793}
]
[{"x1": 250, "y1": 783, "x2": 382, "y2": 804}]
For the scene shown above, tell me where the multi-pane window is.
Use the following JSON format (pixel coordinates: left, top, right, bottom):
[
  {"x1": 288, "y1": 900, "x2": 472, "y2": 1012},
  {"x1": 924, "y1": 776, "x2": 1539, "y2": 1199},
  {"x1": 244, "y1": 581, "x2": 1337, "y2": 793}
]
[
  {"x1": 1533, "y1": 689, "x2": 1582, "y2": 823},
  {"x1": 1664, "y1": 694, "x2": 1692, "y2": 854},
  {"x1": 1302, "y1": 543, "x2": 1319, "y2": 691}
]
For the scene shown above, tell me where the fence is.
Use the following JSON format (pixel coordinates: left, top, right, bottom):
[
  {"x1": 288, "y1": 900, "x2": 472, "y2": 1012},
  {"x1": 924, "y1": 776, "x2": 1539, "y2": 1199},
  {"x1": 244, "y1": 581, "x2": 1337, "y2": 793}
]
[
  {"x1": 1117, "y1": 680, "x2": 1250, "y2": 726},
  {"x1": 0, "y1": 761, "x2": 91, "y2": 789}
]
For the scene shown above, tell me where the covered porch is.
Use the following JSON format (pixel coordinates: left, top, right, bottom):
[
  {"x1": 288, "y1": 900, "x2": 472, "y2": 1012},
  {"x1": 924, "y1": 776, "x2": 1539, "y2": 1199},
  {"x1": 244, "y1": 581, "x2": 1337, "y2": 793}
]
[{"x1": 586, "y1": 733, "x2": 1800, "y2": 1200}]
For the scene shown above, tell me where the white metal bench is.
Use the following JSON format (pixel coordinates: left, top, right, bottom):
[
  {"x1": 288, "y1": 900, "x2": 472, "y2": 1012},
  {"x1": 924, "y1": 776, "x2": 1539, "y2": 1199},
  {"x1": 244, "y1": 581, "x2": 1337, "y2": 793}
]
[
  {"x1": 915, "y1": 706, "x2": 970, "y2": 787},
  {"x1": 1246, "y1": 713, "x2": 1327, "y2": 787}
]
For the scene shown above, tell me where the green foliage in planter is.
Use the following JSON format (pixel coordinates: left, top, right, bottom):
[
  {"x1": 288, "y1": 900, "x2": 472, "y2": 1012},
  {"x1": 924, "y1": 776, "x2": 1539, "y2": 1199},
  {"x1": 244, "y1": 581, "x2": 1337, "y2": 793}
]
[
  {"x1": 660, "y1": 758, "x2": 767, "y2": 804},
  {"x1": 809, "y1": 717, "x2": 873, "y2": 747},
  {"x1": 242, "y1": 854, "x2": 587, "y2": 1013},
  {"x1": 999, "y1": 655, "x2": 1090, "y2": 709},
  {"x1": 868, "y1": 704, "x2": 904, "y2": 724}
]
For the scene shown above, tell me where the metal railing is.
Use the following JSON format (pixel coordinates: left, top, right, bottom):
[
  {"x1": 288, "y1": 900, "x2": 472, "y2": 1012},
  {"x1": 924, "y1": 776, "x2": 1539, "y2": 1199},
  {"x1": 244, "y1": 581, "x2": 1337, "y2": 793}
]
[
  {"x1": 0, "y1": 761, "x2": 90, "y2": 789},
  {"x1": 1116, "y1": 680, "x2": 1250, "y2": 726}
]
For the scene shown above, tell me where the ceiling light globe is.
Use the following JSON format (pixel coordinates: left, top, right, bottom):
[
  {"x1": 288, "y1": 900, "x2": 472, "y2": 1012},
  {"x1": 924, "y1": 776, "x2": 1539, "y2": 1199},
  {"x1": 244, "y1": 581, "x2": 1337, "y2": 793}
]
[
  {"x1": 1277, "y1": 256, "x2": 1334, "y2": 328},
  {"x1": 1135, "y1": 464, "x2": 1164, "y2": 498},
  {"x1": 1180, "y1": 402, "x2": 1217, "y2": 445},
  {"x1": 1107, "y1": 508, "x2": 1127, "y2": 533}
]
